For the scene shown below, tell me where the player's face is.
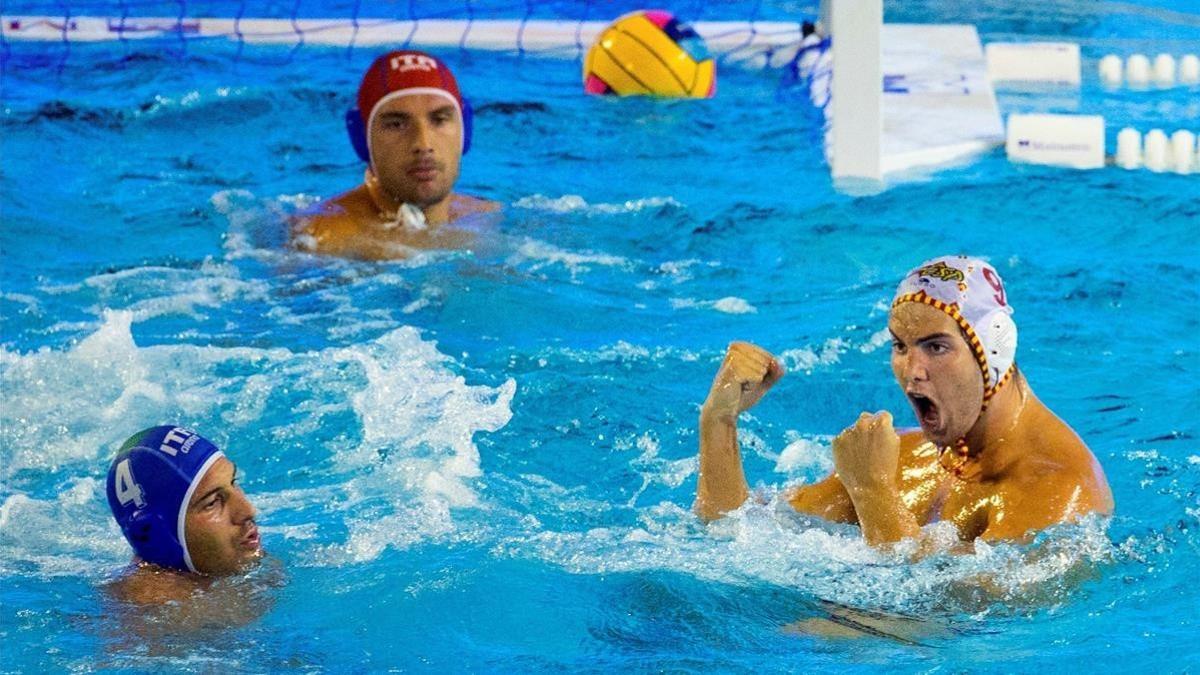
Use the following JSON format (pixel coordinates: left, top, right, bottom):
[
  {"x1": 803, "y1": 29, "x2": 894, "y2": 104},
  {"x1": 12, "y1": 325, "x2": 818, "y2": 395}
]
[
  {"x1": 184, "y1": 457, "x2": 262, "y2": 575},
  {"x1": 368, "y1": 93, "x2": 462, "y2": 209},
  {"x1": 889, "y1": 302, "x2": 985, "y2": 446}
]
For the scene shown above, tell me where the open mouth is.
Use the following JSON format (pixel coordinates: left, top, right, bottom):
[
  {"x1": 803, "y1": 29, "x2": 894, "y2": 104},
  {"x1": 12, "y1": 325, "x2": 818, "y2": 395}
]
[
  {"x1": 241, "y1": 525, "x2": 261, "y2": 551},
  {"x1": 908, "y1": 392, "x2": 942, "y2": 432}
]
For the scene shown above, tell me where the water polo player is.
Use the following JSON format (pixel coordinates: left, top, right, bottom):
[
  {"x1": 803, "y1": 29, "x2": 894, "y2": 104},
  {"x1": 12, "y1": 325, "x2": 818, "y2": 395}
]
[
  {"x1": 292, "y1": 49, "x2": 497, "y2": 260},
  {"x1": 694, "y1": 255, "x2": 1113, "y2": 546},
  {"x1": 106, "y1": 426, "x2": 262, "y2": 601}
]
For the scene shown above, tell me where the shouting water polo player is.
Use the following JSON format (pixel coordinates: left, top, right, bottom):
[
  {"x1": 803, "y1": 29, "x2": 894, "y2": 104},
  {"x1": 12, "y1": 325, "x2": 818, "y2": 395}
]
[
  {"x1": 695, "y1": 255, "x2": 1113, "y2": 548},
  {"x1": 106, "y1": 426, "x2": 263, "y2": 603},
  {"x1": 293, "y1": 50, "x2": 497, "y2": 260}
]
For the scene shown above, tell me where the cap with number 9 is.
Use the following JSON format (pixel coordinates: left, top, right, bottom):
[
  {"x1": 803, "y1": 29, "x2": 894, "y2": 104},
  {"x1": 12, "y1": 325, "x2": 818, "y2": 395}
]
[{"x1": 891, "y1": 255, "x2": 1018, "y2": 400}]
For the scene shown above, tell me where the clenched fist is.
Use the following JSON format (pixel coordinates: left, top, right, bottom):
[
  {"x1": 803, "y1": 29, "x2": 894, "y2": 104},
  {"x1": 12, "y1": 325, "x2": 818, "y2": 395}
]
[
  {"x1": 701, "y1": 342, "x2": 784, "y2": 423},
  {"x1": 832, "y1": 411, "x2": 901, "y2": 493}
]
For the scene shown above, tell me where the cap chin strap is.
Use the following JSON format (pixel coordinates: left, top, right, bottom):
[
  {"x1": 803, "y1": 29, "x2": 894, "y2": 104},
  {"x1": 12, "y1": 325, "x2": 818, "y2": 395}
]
[
  {"x1": 938, "y1": 438, "x2": 982, "y2": 481},
  {"x1": 363, "y1": 168, "x2": 428, "y2": 231},
  {"x1": 980, "y1": 362, "x2": 1017, "y2": 412}
]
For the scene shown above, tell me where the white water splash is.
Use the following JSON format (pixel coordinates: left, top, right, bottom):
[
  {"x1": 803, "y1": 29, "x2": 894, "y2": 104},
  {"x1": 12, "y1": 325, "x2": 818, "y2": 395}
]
[
  {"x1": 508, "y1": 238, "x2": 631, "y2": 276},
  {"x1": 778, "y1": 337, "x2": 849, "y2": 373},
  {"x1": 0, "y1": 311, "x2": 514, "y2": 575},
  {"x1": 774, "y1": 433, "x2": 835, "y2": 475},
  {"x1": 498, "y1": 494, "x2": 1116, "y2": 615},
  {"x1": 513, "y1": 194, "x2": 682, "y2": 215},
  {"x1": 670, "y1": 296, "x2": 758, "y2": 314}
]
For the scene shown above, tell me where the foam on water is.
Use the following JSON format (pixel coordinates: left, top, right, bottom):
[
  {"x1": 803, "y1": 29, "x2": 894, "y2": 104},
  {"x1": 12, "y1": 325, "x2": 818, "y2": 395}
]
[
  {"x1": 36, "y1": 257, "x2": 270, "y2": 326},
  {"x1": 778, "y1": 337, "x2": 850, "y2": 373},
  {"x1": 671, "y1": 296, "x2": 758, "y2": 314},
  {"x1": 497, "y1": 493, "x2": 1117, "y2": 618},
  {"x1": 0, "y1": 477, "x2": 129, "y2": 576},
  {"x1": 774, "y1": 433, "x2": 835, "y2": 475},
  {"x1": 0, "y1": 310, "x2": 515, "y2": 576},
  {"x1": 513, "y1": 194, "x2": 683, "y2": 215},
  {"x1": 508, "y1": 237, "x2": 632, "y2": 276},
  {"x1": 542, "y1": 341, "x2": 702, "y2": 365},
  {"x1": 616, "y1": 432, "x2": 697, "y2": 507}
]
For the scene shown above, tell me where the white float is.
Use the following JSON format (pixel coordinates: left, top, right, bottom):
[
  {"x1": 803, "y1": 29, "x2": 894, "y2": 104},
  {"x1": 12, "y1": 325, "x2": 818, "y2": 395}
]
[
  {"x1": 1099, "y1": 54, "x2": 1123, "y2": 86},
  {"x1": 1143, "y1": 129, "x2": 1170, "y2": 172},
  {"x1": 1126, "y1": 54, "x2": 1151, "y2": 87},
  {"x1": 1153, "y1": 54, "x2": 1176, "y2": 87},
  {"x1": 1170, "y1": 130, "x2": 1195, "y2": 174},
  {"x1": 1116, "y1": 127, "x2": 1142, "y2": 169},
  {"x1": 985, "y1": 42, "x2": 1081, "y2": 85},
  {"x1": 1180, "y1": 54, "x2": 1200, "y2": 85}
]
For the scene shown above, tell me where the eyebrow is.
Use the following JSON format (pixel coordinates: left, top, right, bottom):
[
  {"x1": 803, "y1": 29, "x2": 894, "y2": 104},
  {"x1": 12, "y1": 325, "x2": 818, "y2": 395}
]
[
  {"x1": 378, "y1": 106, "x2": 456, "y2": 120},
  {"x1": 189, "y1": 463, "x2": 237, "y2": 508},
  {"x1": 888, "y1": 329, "x2": 956, "y2": 344},
  {"x1": 915, "y1": 332, "x2": 956, "y2": 345}
]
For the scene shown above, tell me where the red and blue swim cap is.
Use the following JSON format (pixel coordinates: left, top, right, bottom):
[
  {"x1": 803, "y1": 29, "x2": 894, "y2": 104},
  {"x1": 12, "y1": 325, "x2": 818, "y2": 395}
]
[
  {"x1": 346, "y1": 49, "x2": 472, "y2": 162},
  {"x1": 105, "y1": 426, "x2": 224, "y2": 573}
]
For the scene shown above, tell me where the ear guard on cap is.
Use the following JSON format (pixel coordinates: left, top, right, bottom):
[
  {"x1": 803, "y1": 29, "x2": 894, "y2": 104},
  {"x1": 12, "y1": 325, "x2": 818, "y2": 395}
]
[
  {"x1": 976, "y1": 308, "x2": 1018, "y2": 389},
  {"x1": 346, "y1": 108, "x2": 371, "y2": 163},
  {"x1": 119, "y1": 507, "x2": 187, "y2": 571},
  {"x1": 345, "y1": 99, "x2": 473, "y2": 163},
  {"x1": 460, "y1": 98, "x2": 473, "y2": 155}
]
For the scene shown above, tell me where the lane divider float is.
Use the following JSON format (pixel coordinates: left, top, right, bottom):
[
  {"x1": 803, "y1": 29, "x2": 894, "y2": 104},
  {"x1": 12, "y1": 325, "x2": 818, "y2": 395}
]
[{"x1": 1099, "y1": 53, "x2": 1200, "y2": 88}]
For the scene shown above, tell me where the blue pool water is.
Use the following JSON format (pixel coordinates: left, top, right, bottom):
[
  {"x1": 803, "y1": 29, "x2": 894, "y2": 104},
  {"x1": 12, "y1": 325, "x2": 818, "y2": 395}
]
[{"x1": 2, "y1": 0, "x2": 1199, "y2": 671}]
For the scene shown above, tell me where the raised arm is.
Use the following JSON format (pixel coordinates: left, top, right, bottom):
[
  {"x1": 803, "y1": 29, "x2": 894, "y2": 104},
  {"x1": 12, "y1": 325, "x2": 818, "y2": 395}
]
[
  {"x1": 694, "y1": 342, "x2": 784, "y2": 522},
  {"x1": 830, "y1": 412, "x2": 921, "y2": 546}
]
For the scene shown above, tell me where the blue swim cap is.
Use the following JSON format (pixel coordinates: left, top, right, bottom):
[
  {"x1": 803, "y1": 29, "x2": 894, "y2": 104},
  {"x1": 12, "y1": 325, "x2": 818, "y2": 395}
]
[{"x1": 105, "y1": 426, "x2": 225, "y2": 573}]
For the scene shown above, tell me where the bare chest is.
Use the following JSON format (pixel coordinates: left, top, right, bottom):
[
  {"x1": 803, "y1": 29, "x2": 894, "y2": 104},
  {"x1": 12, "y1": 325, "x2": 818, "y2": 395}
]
[
  {"x1": 898, "y1": 456, "x2": 996, "y2": 540},
  {"x1": 356, "y1": 220, "x2": 475, "y2": 250}
]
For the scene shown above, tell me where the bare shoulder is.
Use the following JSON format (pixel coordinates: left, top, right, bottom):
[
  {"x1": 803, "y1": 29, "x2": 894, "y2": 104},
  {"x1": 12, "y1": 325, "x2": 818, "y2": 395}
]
[
  {"x1": 290, "y1": 187, "x2": 376, "y2": 252},
  {"x1": 1012, "y1": 455, "x2": 1110, "y2": 509},
  {"x1": 107, "y1": 565, "x2": 203, "y2": 605},
  {"x1": 980, "y1": 409, "x2": 1114, "y2": 540},
  {"x1": 449, "y1": 193, "x2": 502, "y2": 220},
  {"x1": 897, "y1": 428, "x2": 933, "y2": 453},
  {"x1": 1021, "y1": 405, "x2": 1113, "y2": 511}
]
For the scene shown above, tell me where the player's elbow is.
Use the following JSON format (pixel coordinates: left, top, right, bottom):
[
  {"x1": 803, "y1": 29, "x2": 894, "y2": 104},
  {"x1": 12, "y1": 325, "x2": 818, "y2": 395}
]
[
  {"x1": 693, "y1": 498, "x2": 723, "y2": 523},
  {"x1": 692, "y1": 489, "x2": 747, "y2": 523}
]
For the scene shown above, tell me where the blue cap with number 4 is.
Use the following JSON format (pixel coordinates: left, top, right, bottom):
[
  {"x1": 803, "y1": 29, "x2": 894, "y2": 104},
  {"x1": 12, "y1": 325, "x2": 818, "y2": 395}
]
[{"x1": 106, "y1": 426, "x2": 224, "y2": 573}]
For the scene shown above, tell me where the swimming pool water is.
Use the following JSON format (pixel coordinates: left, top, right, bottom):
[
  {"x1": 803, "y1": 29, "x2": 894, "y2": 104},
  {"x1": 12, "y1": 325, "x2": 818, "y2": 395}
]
[{"x1": 2, "y1": 0, "x2": 1199, "y2": 671}]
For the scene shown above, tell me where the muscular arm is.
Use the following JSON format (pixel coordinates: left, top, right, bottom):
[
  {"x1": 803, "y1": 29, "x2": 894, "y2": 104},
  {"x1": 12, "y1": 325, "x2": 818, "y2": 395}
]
[
  {"x1": 695, "y1": 408, "x2": 750, "y2": 522},
  {"x1": 824, "y1": 412, "x2": 920, "y2": 545},
  {"x1": 693, "y1": 342, "x2": 783, "y2": 522},
  {"x1": 786, "y1": 473, "x2": 857, "y2": 523},
  {"x1": 788, "y1": 431, "x2": 938, "y2": 529},
  {"x1": 843, "y1": 481, "x2": 922, "y2": 546}
]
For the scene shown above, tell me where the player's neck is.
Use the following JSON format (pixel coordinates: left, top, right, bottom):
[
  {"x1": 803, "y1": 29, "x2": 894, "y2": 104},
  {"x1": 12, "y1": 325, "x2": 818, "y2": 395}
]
[
  {"x1": 420, "y1": 196, "x2": 452, "y2": 226},
  {"x1": 363, "y1": 169, "x2": 451, "y2": 229},
  {"x1": 965, "y1": 370, "x2": 1029, "y2": 476}
]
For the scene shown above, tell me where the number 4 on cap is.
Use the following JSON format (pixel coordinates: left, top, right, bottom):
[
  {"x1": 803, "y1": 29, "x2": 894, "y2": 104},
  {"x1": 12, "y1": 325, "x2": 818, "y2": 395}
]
[{"x1": 114, "y1": 458, "x2": 146, "y2": 508}]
